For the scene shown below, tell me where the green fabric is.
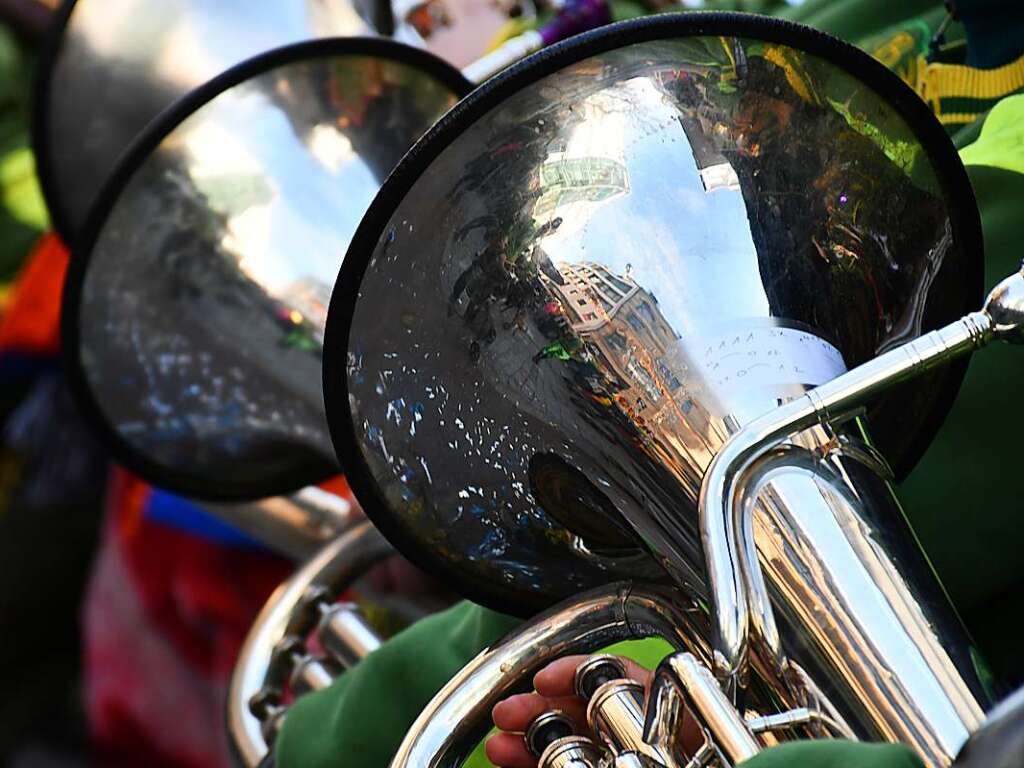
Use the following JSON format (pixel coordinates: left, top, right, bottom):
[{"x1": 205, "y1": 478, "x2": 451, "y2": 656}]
[
  {"x1": 897, "y1": 159, "x2": 1024, "y2": 683},
  {"x1": 738, "y1": 741, "x2": 925, "y2": 767},
  {"x1": 776, "y1": 0, "x2": 938, "y2": 43},
  {"x1": 275, "y1": 601, "x2": 520, "y2": 768},
  {"x1": 959, "y1": 95, "x2": 1024, "y2": 175},
  {"x1": 274, "y1": 610, "x2": 675, "y2": 768},
  {"x1": 602, "y1": 637, "x2": 675, "y2": 669},
  {"x1": 0, "y1": 25, "x2": 46, "y2": 284}
]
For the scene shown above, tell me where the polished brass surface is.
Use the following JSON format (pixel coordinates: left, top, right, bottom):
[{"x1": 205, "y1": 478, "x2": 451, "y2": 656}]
[
  {"x1": 527, "y1": 711, "x2": 579, "y2": 757},
  {"x1": 36, "y1": 0, "x2": 382, "y2": 240},
  {"x1": 587, "y1": 679, "x2": 673, "y2": 764},
  {"x1": 333, "y1": 28, "x2": 978, "y2": 610},
  {"x1": 318, "y1": 602, "x2": 384, "y2": 667},
  {"x1": 389, "y1": 583, "x2": 710, "y2": 767},
  {"x1": 201, "y1": 485, "x2": 359, "y2": 560},
  {"x1": 67, "y1": 45, "x2": 466, "y2": 499},
  {"x1": 646, "y1": 652, "x2": 760, "y2": 765},
  {"x1": 539, "y1": 736, "x2": 605, "y2": 768},
  {"x1": 330, "y1": 18, "x2": 990, "y2": 766}
]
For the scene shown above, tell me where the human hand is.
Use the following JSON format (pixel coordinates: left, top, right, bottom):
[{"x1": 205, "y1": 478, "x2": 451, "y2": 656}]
[
  {"x1": 485, "y1": 655, "x2": 652, "y2": 767},
  {"x1": 485, "y1": 655, "x2": 924, "y2": 768}
]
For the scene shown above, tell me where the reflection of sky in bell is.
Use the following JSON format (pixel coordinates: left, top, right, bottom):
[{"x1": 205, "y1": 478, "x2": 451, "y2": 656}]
[
  {"x1": 540, "y1": 76, "x2": 770, "y2": 340},
  {"x1": 175, "y1": 82, "x2": 377, "y2": 304},
  {"x1": 76, "y1": 0, "x2": 366, "y2": 91}
]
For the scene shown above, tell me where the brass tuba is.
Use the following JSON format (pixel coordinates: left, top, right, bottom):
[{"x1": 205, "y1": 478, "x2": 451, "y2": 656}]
[
  {"x1": 56, "y1": 36, "x2": 472, "y2": 765},
  {"x1": 54, "y1": 17, "x2": 616, "y2": 762},
  {"x1": 299, "y1": 12, "x2": 1024, "y2": 767}
]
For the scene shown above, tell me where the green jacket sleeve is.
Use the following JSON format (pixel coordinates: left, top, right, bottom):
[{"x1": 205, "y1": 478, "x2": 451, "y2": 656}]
[
  {"x1": 739, "y1": 741, "x2": 924, "y2": 768},
  {"x1": 0, "y1": 25, "x2": 47, "y2": 282},
  {"x1": 275, "y1": 601, "x2": 520, "y2": 768},
  {"x1": 896, "y1": 93, "x2": 1024, "y2": 685}
]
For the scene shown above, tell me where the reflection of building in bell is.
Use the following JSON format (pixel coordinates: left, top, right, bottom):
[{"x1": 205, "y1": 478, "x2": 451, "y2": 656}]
[
  {"x1": 679, "y1": 112, "x2": 740, "y2": 193},
  {"x1": 532, "y1": 156, "x2": 629, "y2": 219},
  {"x1": 538, "y1": 259, "x2": 727, "y2": 491},
  {"x1": 697, "y1": 161, "x2": 740, "y2": 193},
  {"x1": 548, "y1": 261, "x2": 686, "y2": 428},
  {"x1": 654, "y1": 71, "x2": 741, "y2": 194},
  {"x1": 531, "y1": 90, "x2": 630, "y2": 234}
]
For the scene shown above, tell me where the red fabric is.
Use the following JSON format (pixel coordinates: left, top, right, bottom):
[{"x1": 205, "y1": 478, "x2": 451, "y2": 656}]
[
  {"x1": 319, "y1": 474, "x2": 353, "y2": 499},
  {"x1": 85, "y1": 469, "x2": 294, "y2": 768},
  {"x1": 0, "y1": 232, "x2": 68, "y2": 355},
  {"x1": 8, "y1": 213, "x2": 361, "y2": 766},
  {"x1": 114, "y1": 470, "x2": 292, "y2": 674}
]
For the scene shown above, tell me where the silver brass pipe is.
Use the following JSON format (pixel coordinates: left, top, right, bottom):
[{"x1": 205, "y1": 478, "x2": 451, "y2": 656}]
[
  {"x1": 459, "y1": 0, "x2": 610, "y2": 83},
  {"x1": 318, "y1": 602, "x2": 384, "y2": 668},
  {"x1": 289, "y1": 654, "x2": 337, "y2": 696},
  {"x1": 461, "y1": 29, "x2": 543, "y2": 82},
  {"x1": 539, "y1": 736, "x2": 605, "y2": 768},
  {"x1": 701, "y1": 264, "x2": 1024, "y2": 683},
  {"x1": 645, "y1": 653, "x2": 760, "y2": 767},
  {"x1": 228, "y1": 520, "x2": 393, "y2": 768},
  {"x1": 613, "y1": 754, "x2": 662, "y2": 768},
  {"x1": 202, "y1": 486, "x2": 359, "y2": 561},
  {"x1": 389, "y1": 583, "x2": 708, "y2": 768},
  {"x1": 695, "y1": 265, "x2": 1024, "y2": 762},
  {"x1": 587, "y1": 679, "x2": 674, "y2": 765}
]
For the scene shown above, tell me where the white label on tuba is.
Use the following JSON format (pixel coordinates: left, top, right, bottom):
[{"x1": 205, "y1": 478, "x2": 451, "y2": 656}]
[{"x1": 692, "y1": 325, "x2": 847, "y2": 395}]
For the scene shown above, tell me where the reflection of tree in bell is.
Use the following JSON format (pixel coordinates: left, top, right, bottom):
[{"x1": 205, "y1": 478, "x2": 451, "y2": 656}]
[
  {"x1": 446, "y1": 213, "x2": 569, "y2": 360},
  {"x1": 661, "y1": 45, "x2": 950, "y2": 362}
]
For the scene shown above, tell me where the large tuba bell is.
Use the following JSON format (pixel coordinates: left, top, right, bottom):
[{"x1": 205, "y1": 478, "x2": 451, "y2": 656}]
[
  {"x1": 62, "y1": 37, "x2": 470, "y2": 505},
  {"x1": 55, "y1": 35, "x2": 473, "y2": 765},
  {"x1": 56, "y1": 0, "x2": 617, "y2": 509},
  {"x1": 34, "y1": 0, "x2": 389, "y2": 242},
  {"x1": 312, "y1": 12, "x2": 1024, "y2": 767}
]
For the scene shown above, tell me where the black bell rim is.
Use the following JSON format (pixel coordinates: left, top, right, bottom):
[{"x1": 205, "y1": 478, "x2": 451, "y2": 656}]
[
  {"x1": 60, "y1": 36, "x2": 473, "y2": 502},
  {"x1": 324, "y1": 11, "x2": 984, "y2": 617},
  {"x1": 30, "y1": 0, "x2": 79, "y2": 244}
]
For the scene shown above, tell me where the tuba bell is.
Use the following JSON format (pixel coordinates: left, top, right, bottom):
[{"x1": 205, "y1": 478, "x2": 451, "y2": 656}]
[
  {"x1": 34, "y1": 0, "x2": 388, "y2": 243},
  {"x1": 56, "y1": 0, "x2": 615, "y2": 512},
  {"x1": 61, "y1": 37, "x2": 471, "y2": 505},
  {"x1": 298, "y1": 12, "x2": 1024, "y2": 767},
  {"x1": 34, "y1": 0, "x2": 610, "y2": 247},
  {"x1": 55, "y1": 16, "x2": 630, "y2": 762},
  {"x1": 54, "y1": 35, "x2": 476, "y2": 765}
]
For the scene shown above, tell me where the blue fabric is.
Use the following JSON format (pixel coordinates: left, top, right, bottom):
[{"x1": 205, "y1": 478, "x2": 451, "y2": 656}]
[
  {"x1": 0, "y1": 353, "x2": 59, "y2": 382},
  {"x1": 145, "y1": 490, "x2": 268, "y2": 551}
]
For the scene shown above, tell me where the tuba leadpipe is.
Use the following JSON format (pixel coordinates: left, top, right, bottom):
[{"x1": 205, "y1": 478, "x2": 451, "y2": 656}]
[
  {"x1": 202, "y1": 486, "x2": 361, "y2": 561},
  {"x1": 702, "y1": 264, "x2": 1024, "y2": 684}
]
